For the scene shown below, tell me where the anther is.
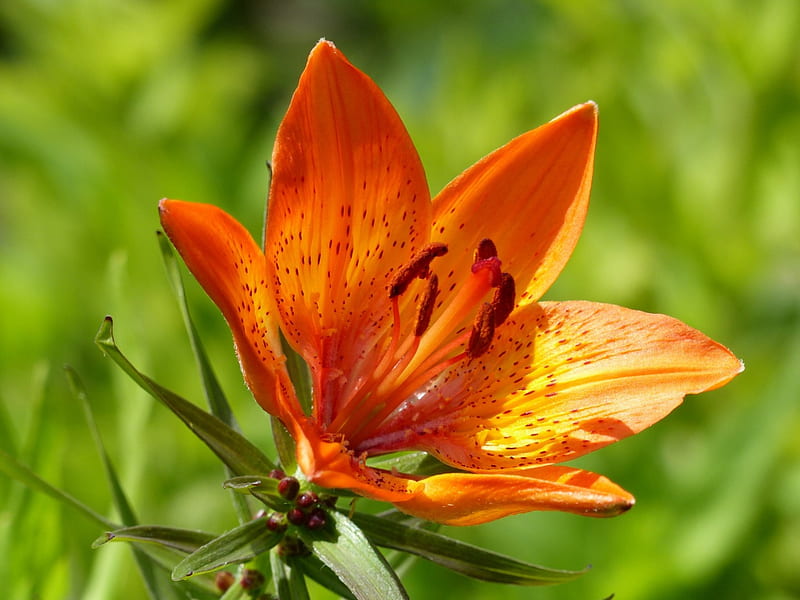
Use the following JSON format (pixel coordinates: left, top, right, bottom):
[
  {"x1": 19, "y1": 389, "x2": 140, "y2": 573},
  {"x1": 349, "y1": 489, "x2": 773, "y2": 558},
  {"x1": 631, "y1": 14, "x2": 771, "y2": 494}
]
[
  {"x1": 467, "y1": 303, "x2": 496, "y2": 359},
  {"x1": 414, "y1": 274, "x2": 439, "y2": 336},
  {"x1": 474, "y1": 238, "x2": 498, "y2": 261},
  {"x1": 490, "y1": 272, "x2": 516, "y2": 326},
  {"x1": 388, "y1": 243, "x2": 448, "y2": 298}
]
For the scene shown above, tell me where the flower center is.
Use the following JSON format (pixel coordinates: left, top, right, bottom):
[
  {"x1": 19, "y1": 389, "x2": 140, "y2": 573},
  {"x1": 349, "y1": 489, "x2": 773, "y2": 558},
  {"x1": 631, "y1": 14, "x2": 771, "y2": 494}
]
[{"x1": 329, "y1": 239, "x2": 515, "y2": 451}]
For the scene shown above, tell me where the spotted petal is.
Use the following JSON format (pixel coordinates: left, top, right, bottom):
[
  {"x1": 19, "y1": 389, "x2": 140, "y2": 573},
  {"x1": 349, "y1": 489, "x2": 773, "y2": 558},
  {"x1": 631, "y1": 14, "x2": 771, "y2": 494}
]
[
  {"x1": 394, "y1": 465, "x2": 634, "y2": 526},
  {"x1": 265, "y1": 40, "x2": 432, "y2": 426},
  {"x1": 431, "y1": 102, "x2": 597, "y2": 309},
  {"x1": 159, "y1": 199, "x2": 285, "y2": 415},
  {"x1": 375, "y1": 301, "x2": 743, "y2": 471}
]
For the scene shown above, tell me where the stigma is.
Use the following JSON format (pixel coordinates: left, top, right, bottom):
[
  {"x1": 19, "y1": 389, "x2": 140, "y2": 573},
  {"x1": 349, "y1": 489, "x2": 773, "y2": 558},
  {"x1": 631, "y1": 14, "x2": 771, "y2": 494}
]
[{"x1": 330, "y1": 239, "x2": 516, "y2": 447}]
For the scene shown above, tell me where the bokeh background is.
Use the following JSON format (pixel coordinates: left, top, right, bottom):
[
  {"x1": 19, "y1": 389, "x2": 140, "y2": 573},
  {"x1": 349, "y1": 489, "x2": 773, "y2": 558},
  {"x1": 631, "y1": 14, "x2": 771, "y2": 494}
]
[{"x1": 1, "y1": 1, "x2": 798, "y2": 598}]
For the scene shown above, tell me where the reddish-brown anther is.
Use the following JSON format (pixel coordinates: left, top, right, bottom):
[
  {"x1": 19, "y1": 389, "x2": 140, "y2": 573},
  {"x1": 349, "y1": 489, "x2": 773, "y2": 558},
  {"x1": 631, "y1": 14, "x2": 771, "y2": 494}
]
[
  {"x1": 491, "y1": 272, "x2": 516, "y2": 326},
  {"x1": 388, "y1": 243, "x2": 448, "y2": 298},
  {"x1": 414, "y1": 274, "x2": 439, "y2": 337},
  {"x1": 467, "y1": 303, "x2": 496, "y2": 359}
]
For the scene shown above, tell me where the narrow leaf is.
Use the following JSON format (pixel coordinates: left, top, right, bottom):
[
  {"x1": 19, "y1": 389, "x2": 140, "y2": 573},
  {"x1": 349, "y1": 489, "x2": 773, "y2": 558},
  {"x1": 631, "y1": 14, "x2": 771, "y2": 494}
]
[
  {"x1": 94, "y1": 317, "x2": 276, "y2": 476},
  {"x1": 289, "y1": 554, "x2": 357, "y2": 600},
  {"x1": 93, "y1": 525, "x2": 215, "y2": 553},
  {"x1": 223, "y1": 475, "x2": 289, "y2": 512},
  {"x1": 271, "y1": 550, "x2": 311, "y2": 600},
  {"x1": 158, "y1": 232, "x2": 252, "y2": 523},
  {"x1": 0, "y1": 447, "x2": 114, "y2": 529},
  {"x1": 367, "y1": 452, "x2": 457, "y2": 477},
  {"x1": 172, "y1": 516, "x2": 282, "y2": 580},
  {"x1": 297, "y1": 510, "x2": 408, "y2": 600},
  {"x1": 65, "y1": 366, "x2": 185, "y2": 600},
  {"x1": 352, "y1": 512, "x2": 586, "y2": 585}
]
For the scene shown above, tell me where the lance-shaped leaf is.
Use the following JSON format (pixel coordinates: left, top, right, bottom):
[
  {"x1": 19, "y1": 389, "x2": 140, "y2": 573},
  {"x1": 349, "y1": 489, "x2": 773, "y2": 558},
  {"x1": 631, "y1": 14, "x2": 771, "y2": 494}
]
[
  {"x1": 0, "y1": 447, "x2": 114, "y2": 529},
  {"x1": 271, "y1": 549, "x2": 311, "y2": 600},
  {"x1": 367, "y1": 452, "x2": 457, "y2": 477},
  {"x1": 94, "y1": 317, "x2": 275, "y2": 476},
  {"x1": 172, "y1": 516, "x2": 283, "y2": 580},
  {"x1": 296, "y1": 509, "x2": 408, "y2": 600},
  {"x1": 288, "y1": 553, "x2": 357, "y2": 600},
  {"x1": 223, "y1": 475, "x2": 289, "y2": 512},
  {"x1": 93, "y1": 525, "x2": 216, "y2": 554},
  {"x1": 66, "y1": 366, "x2": 190, "y2": 600},
  {"x1": 351, "y1": 512, "x2": 586, "y2": 585}
]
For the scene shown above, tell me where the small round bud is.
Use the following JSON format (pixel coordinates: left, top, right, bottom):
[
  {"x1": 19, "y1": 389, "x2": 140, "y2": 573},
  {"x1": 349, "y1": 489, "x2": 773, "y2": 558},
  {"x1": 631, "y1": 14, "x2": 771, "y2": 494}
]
[
  {"x1": 268, "y1": 469, "x2": 286, "y2": 480},
  {"x1": 277, "y1": 476, "x2": 300, "y2": 500},
  {"x1": 253, "y1": 509, "x2": 267, "y2": 520},
  {"x1": 296, "y1": 491, "x2": 318, "y2": 508},
  {"x1": 306, "y1": 508, "x2": 327, "y2": 530},
  {"x1": 240, "y1": 569, "x2": 265, "y2": 591},
  {"x1": 266, "y1": 512, "x2": 287, "y2": 532},
  {"x1": 215, "y1": 571, "x2": 235, "y2": 593},
  {"x1": 321, "y1": 494, "x2": 338, "y2": 508},
  {"x1": 286, "y1": 508, "x2": 306, "y2": 526}
]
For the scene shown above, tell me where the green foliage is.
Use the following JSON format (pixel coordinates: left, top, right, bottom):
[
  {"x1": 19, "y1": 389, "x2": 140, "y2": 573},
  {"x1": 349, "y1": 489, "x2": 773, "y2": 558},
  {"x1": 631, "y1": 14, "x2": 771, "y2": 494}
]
[{"x1": 1, "y1": 0, "x2": 798, "y2": 598}]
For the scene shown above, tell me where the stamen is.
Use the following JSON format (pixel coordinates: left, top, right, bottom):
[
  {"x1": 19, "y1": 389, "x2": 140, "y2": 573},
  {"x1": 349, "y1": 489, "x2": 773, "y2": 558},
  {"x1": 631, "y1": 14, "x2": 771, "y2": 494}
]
[
  {"x1": 474, "y1": 238, "x2": 498, "y2": 261},
  {"x1": 490, "y1": 272, "x2": 516, "y2": 326},
  {"x1": 414, "y1": 274, "x2": 439, "y2": 336},
  {"x1": 337, "y1": 237, "x2": 515, "y2": 446},
  {"x1": 467, "y1": 302, "x2": 496, "y2": 358},
  {"x1": 388, "y1": 243, "x2": 448, "y2": 298}
]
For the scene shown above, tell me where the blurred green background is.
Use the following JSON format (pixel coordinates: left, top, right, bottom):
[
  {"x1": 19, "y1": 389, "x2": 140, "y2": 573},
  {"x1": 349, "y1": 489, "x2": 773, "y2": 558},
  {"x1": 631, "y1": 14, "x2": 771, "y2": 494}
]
[{"x1": 1, "y1": 0, "x2": 798, "y2": 598}]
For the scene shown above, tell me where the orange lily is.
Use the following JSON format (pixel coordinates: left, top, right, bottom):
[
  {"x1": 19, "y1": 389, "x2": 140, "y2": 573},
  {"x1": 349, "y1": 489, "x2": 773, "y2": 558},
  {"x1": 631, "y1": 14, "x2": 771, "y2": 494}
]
[{"x1": 159, "y1": 40, "x2": 742, "y2": 526}]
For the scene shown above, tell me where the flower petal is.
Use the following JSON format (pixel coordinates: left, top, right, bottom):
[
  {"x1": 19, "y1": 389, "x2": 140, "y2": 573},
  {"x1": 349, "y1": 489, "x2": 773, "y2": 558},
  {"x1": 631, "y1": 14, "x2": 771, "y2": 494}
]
[
  {"x1": 159, "y1": 199, "x2": 285, "y2": 415},
  {"x1": 376, "y1": 301, "x2": 742, "y2": 470},
  {"x1": 265, "y1": 40, "x2": 432, "y2": 425},
  {"x1": 395, "y1": 466, "x2": 634, "y2": 526},
  {"x1": 431, "y1": 102, "x2": 597, "y2": 306}
]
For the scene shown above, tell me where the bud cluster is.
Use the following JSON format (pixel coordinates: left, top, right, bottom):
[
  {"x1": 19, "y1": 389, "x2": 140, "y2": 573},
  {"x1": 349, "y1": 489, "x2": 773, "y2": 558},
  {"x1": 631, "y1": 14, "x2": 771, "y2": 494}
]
[{"x1": 262, "y1": 471, "x2": 336, "y2": 532}]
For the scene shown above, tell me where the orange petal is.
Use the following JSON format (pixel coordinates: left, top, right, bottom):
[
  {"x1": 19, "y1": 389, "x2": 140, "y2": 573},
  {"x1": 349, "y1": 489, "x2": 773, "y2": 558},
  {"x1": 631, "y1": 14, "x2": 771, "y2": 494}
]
[
  {"x1": 395, "y1": 466, "x2": 634, "y2": 526},
  {"x1": 376, "y1": 301, "x2": 742, "y2": 470},
  {"x1": 278, "y1": 396, "x2": 416, "y2": 503},
  {"x1": 265, "y1": 40, "x2": 432, "y2": 425},
  {"x1": 159, "y1": 199, "x2": 285, "y2": 415},
  {"x1": 431, "y1": 102, "x2": 597, "y2": 307}
]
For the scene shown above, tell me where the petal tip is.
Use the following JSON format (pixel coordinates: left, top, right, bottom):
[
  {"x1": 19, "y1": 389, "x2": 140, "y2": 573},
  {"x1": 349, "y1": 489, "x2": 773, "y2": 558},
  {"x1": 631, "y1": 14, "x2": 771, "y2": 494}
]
[{"x1": 555, "y1": 101, "x2": 598, "y2": 125}]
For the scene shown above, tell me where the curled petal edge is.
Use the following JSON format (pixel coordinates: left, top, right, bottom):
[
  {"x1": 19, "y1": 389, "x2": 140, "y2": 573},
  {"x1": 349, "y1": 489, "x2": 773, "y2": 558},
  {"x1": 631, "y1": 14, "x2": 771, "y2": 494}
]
[{"x1": 392, "y1": 465, "x2": 635, "y2": 526}]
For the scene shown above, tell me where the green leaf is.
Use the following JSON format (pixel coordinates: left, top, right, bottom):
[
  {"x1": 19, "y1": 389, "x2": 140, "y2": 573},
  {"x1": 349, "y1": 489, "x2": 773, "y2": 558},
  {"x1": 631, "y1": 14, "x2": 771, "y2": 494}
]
[
  {"x1": 94, "y1": 317, "x2": 276, "y2": 477},
  {"x1": 280, "y1": 331, "x2": 312, "y2": 416},
  {"x1": 171, "y1": 516, "x2": 283, "y2": 580},
  {"x1": 352, "y1": 512, "x2": 587, "y2": 585},
  {"x1": 223, "y1": 475, "x2": 289, "y2": 512},
  {"x1": 367, "y1": 451, "x2": 458, "y2": 477},
  {"x1": 93, "y1": 525, "x2": 216, "y2": 553},
  {"x1": 66, "y1": 366, "x2": 186, "y2": 600},
  {"x1": 158, "y1": 231, "x2": 252, "y2": 523},
  {"x1": 271, "y1": 549, "x2": 311, "y2": 600},
  {"x1": 289, "y1": 554, "x2": 357, "y2": 600},
  {"x1": 0, "y1": 446, "x2": 114, "y2": 529},
  {"x1": 297, "y1": 510, "x2": 408, "y2": 600},
  {"x1": 271, "y1": 415, "x2": 297, "y2": 474}
]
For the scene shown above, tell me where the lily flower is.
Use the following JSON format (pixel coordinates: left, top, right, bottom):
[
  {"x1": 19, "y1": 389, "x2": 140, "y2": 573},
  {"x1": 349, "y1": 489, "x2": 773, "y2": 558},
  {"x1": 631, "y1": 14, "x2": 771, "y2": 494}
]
[{"x1": 159, "y1": 40, "x2": 742, "y2": 526}]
